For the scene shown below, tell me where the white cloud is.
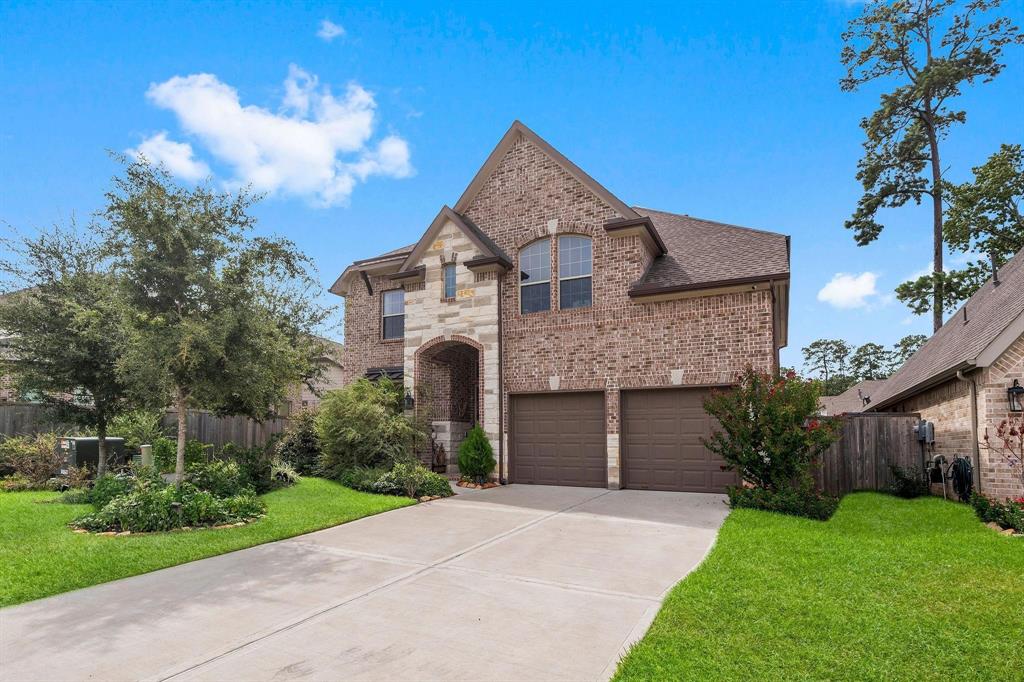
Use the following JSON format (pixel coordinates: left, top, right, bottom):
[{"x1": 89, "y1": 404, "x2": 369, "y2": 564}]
[
  {"x1": 817, "y1": 272, "x2": 879, "y2": 309},
  {"x1": 128, "y1": 131, "x2": 210, "y2": 181},
  {"x1": 317, "y1": 19, "x2": 345, "y2": 42},
  {"x1": 143, "y1": 66, "x2": 413, "y2": 206}
]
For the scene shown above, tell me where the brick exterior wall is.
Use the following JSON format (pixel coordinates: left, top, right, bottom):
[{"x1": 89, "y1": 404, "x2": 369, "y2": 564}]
[
  {"x1": 977, "y1": 335, "x2": 1024, "y2": 498},
  {"x1": 341, "y1": 272, "x2": 405, "y2": 383},
  {"x1": 891, "y1": 334, "x2": 1024, "y2": 500},
  {"x1": 340, "y1": 134, "x2": 778, "y2": 486}
]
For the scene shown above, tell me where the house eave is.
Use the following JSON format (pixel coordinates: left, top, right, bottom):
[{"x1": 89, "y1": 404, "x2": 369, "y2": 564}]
[
  {"x1": 627, "y1": 274, "x2": 790, "y2": 301},
  {"x1": 870, "y1": 360, "x2": 978, "y2": 412},
  {"x1": 603, "y1": 217, "x2": 667, "y2": 256}
]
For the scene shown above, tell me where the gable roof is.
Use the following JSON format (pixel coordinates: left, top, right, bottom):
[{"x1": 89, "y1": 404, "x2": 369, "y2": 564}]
[
  {"x1": 397, "y1": 206, "x2": 511, "y2": 274},
  {"x1": 627, "y1": 207, "x2": 790, "y2": 294},
  {"x1": 332, "y1": 122, "x2": 791, "y2": 305},
  {"x1": 819, "y1": 379, "x2": 886, "y2": 416},
  {"x1": 871, "y1": 249, "x2": 1024, "y2": 410},
  {"x1": 453, "y1": 120, "x2": 639, "y2": 221}
]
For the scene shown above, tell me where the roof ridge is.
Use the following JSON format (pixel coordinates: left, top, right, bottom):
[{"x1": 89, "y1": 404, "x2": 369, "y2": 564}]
[{"x1": 632, "y1": 206, "x2": 788, "y2": 238}]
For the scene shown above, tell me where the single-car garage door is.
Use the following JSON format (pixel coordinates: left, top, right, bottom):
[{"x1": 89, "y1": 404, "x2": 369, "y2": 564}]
[
  {"x1": 621, "y1": 388, "x2": 737, "y2": 493},
  {"x1": 511, "y1": 392, "x2": 606, "y2": 487}
]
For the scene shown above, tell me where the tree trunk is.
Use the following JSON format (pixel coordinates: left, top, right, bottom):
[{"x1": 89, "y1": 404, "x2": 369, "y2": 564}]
[
  {"x1": 175, "y1": 386, "x2": 187, "y2": 483},
  {"x1": 928, "y1": 131, "x2": 944, "y2": 333},
  {"x1": 96, "y1": 421, "x2": 108, "y2": 477}
]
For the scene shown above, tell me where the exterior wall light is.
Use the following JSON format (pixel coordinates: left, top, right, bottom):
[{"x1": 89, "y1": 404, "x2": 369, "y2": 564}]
[
  {"x1": 1008, "y1": 379, "x2": 1024, "y2": 412},
  {"x1": 404, "y1": 389, "x2": 416, "y2": 411}
]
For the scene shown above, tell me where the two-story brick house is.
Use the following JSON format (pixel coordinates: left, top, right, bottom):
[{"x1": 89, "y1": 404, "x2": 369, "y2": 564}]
[{"x1": 331, "y1": 121, "x2": 790, "y2": 492}]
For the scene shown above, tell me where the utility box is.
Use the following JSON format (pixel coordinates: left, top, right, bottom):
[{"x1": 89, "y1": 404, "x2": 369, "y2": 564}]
[
  {"x1": 913, "y1": 420, "x2": 935, "y2": 444},
  {"x1": 56, "y1": 437, "x2": 126, "y2": 474}
]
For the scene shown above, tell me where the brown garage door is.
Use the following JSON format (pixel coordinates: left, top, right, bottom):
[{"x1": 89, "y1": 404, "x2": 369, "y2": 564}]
[
  {"x1": 621, "y1": 388, "x2": 737, "y2": 493},
  {"x1": 511, "y1": 392, "x2": 606, "y2": 487}
]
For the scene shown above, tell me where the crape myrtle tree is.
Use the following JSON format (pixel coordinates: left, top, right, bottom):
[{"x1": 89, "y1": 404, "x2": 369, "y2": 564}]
[
  {"x1": 103, "y1": 158, "x2": 331, "y2": 481},
  {"x1": 896, "y1": 144, "x2": 1024, "y2": 315},
  {"x1": 841, "y1": 0, "x2": 1022, "y2": 332},
  {"x1": 702, "y1": 368, "x2": 840, "y2": 492},
  {"x1": 0, "y1": 225, "x2": 133, "y2": 475}
]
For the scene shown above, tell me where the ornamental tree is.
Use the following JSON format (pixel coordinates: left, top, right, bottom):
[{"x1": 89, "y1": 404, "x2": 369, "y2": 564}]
[
  {"x1": 103, "y1": 158, "x2": 331, "y2": 480},
  {"x1": 702, "y1": 367, "x2": 840, "y2": 491},
  {"x1": 980, "y1": 416, "x2": 1023, "y2": 495}
]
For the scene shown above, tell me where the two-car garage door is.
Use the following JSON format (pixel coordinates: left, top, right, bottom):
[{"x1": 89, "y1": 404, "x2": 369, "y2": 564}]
[{"x1": 510, "y1": 388, "x2": 736, "y2": 493}]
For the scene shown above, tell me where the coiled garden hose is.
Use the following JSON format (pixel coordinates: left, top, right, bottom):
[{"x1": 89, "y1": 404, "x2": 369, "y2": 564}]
[{"x1": 948, "y1": 457, "x2": 973, "y2": 502}]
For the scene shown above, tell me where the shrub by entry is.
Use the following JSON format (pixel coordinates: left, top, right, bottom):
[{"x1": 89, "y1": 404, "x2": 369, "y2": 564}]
[
  {"x1": 316, "y1": 378, "x2": 420, "y2": 477},
  {"x1": 457, "y1": 426, "x2": 495, "y2": 483}
]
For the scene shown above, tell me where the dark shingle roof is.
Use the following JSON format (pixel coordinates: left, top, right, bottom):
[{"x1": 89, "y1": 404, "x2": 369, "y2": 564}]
[
  {"x1": 819, "y1": 379, "x2": 886, "y2": 415},
  {"x1": 353, "y1": 244, "x2": 415, "y2": 264},
  {"x1": 631, "y1": 207, "x2": 790, "y2": 291},
  {"x1": 871, "y1": 249, "x2": 1024, "y2": 409}
]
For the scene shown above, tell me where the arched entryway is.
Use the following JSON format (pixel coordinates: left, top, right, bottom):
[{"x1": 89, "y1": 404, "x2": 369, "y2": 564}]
[{"x1": 414, "y1": 337, "x2": 482, "y2": 474}]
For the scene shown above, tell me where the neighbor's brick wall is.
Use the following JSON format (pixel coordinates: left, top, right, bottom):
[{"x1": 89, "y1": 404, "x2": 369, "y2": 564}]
[
  {"x1": 891, "y1": 333, "x2": 1024, "y2": 500},
  {"x1": 893, "y1": 379, "x2": 973, "y2": 461},
  {"x1": 341, "y1": 272, "x2": 405, "y2": 384},
  {"x1": 977, "y1": 335, "x2": 1024, "y2": 499},
  {"x1": 461, "y1": 135, "x2": 777, "y2": 485}
]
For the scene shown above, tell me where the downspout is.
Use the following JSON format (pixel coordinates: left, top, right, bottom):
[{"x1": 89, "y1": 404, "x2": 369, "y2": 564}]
[
  {"x1": 956, "y1": 369, "x2": 982, "y2": 492},
  {"x1": 497, "y1": 274, "x2": 506, "y2": 484}
]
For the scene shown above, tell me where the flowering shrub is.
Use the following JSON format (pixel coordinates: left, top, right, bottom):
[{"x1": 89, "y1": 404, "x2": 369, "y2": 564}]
[
  {"x1": 703, "y1": 367, "x2": 840, "y2": 491},
  {"x1": 970, "y1": 492, "x2": 1023, "y2": 533}
]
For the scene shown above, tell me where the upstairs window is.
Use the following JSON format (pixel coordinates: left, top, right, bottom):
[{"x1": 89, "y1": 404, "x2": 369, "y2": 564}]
[
  {"x1": 558, "y1": 235, "x2": 592, "y2": 309},
  {"x1": 382, "y1": 289, "x2": 405, "y2": 340},
  {"x1": 519, "y1": 240, "x2": 551, "y2": 314},
  {"x1": 443, "y1": 263, "x2": 457, "y2": 299}
]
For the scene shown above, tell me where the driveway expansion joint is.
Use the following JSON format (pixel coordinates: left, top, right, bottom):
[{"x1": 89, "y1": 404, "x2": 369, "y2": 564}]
[{"x1": 154, "y1": 488, "x2": 616, "y2": 682}]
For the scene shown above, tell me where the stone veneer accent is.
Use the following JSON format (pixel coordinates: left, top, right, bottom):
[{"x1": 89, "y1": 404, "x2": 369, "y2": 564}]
[
  {"x1": 404, "y1": 221, "x2": 501, "y2": 461},
  {"x1": 343, "y1": 135, "x2": 778, "y2": 487}
]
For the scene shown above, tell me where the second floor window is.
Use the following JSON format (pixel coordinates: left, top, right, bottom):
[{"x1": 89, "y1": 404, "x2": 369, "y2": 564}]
[
  {"x1": 382, "y1": 289, "x2": 404, "y2": 340},
  {"x1": 558, "y1": 235, "x2": 592, "y2": 309},
  {"x1": 519, "y1": 239, "x2": 551, "y2": 314},
  {"x1": 443, "y1": 263, "x2": 457, "y2": 299}
]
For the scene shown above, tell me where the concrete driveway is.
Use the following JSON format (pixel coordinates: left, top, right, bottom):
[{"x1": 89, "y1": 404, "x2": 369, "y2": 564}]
[{"x1": 1, "y1": 485, "x2": 727, "y2": 682}]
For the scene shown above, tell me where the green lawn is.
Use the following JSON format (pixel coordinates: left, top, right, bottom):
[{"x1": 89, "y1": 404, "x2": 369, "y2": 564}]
[
  {"x1": 615, "y1": 493, "x2": 1024, "y2": 681},
  {"x1": 0, "y1": 477, "x2": 414, "y2": 607}
]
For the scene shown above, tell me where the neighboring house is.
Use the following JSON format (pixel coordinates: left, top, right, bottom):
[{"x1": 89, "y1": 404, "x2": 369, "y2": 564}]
[
  {"x1": 282, "y1": 338, "x2": 345, "y2": 414},
  {"x1": 818, "y1": 379, "x2": 885, "y2": 416},
  {"x1": 869, "y1": 249, "x2": 1024, "y2": 500},
  {"x1": 331, "y1": 121, "x2": 791, "y2": 492}
]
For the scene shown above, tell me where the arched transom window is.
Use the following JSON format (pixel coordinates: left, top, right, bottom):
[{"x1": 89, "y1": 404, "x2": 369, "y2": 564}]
[
  {"x1": 519, "y1": 240, "x2": 551, "y2": 314},
  {"x1": 558, "y1": 235, "x2": 592, "y2": 309}
]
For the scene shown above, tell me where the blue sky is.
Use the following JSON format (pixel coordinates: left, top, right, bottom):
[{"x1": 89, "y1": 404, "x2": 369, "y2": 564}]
[{"x1": 2, "y1": 0, "x2": 1022, "y2": 371}]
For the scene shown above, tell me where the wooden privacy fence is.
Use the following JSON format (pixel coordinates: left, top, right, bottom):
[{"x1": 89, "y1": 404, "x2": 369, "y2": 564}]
[
  {"x1": 161, "y1": 410, "x2": 287, "y2": 449},
  {"x1": 0, "y1": 403, "x2": 287, "y2": 449},
  {"x1": 814, "y1": 412, "x2": 924, "y2": 497}
]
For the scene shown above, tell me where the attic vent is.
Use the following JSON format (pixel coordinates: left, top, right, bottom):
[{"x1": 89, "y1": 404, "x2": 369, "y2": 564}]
[{"x1": 962, "y1": 305, "x2": 968, "y2": 325}]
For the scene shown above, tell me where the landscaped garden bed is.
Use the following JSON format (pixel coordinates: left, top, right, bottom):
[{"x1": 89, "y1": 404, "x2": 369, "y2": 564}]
[
  {"x1": 0, "y1": 477, "x2": 412, "y2": 607},
  {"x1": 613, "y1": 493, "x2": 1024, "y2": 681}
]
